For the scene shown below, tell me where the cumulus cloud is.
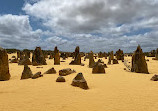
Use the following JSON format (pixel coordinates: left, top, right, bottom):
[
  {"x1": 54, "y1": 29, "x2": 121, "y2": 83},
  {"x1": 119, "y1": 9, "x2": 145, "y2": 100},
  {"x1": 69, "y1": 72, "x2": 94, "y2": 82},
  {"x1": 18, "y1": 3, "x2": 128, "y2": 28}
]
[
  {"x1": 0, "y1": 14, "x2": 42, "y2": 49},
  {"x1": 23, "y1": 0, "x2": 158, "y2": 33},
  {"x1": 21, "y1": 0, "x2": 158, "y2": 52},
  {"x1": 0, "y1": 0, "x2": 157, "y2": 52}
]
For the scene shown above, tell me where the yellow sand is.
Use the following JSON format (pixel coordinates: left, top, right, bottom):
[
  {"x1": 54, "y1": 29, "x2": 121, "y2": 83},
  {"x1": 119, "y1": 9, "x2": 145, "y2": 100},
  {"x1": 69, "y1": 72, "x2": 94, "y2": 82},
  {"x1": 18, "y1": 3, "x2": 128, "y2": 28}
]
[{"x1": 1, "y1": 54, "x2": 158, "y2": 111}]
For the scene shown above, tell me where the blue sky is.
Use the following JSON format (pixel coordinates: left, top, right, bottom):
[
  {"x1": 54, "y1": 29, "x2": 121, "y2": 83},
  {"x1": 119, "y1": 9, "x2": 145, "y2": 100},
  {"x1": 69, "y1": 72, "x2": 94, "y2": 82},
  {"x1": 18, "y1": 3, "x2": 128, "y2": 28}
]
[
  {"x1": 0, "y1": 0, "x2": 24, "y2": 14},
  {"x1": 0, "y1": 0, "x2": 158, "y2": 52}
]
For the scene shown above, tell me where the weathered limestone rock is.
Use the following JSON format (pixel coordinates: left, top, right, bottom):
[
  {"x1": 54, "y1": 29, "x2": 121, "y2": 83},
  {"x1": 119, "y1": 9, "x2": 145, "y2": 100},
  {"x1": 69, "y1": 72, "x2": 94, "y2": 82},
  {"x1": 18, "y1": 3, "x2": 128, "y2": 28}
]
[
  {"x1": 108, "y1": 56, "x2": 111, "y2": 65},
  {"x1": 10, "y1": 58, "x2": 18, "y2": 63},
  {"x1": 32, "y1": 47, "x2": 47, "y2": 65},
  {"x1": 54, "y1": 46, "x2": 60, "y2": 65},
  {"x1": 154, "y1": 48, "x2": 158, "y2": 60},
  {"x1": 88, "y1": 51, "x2": 95, "y2": 68},
  {"x1": 44, "y1": 52, "x2": 48, "y2": 58},
  {"x1": 92, "y1": 59, "x2": 105, "y2": 74},
  {"x1": 32, "y1": 72, "x2": 43, "y2": 79},
  {"x1": 113, "y1": 59, "x2": 119, "y2": 64},
  {"x1": 69, "y1": 46, "x2": 81, "y2": 65},
  {"x1": 59, "y1": 68, "x2": 76, "y2": 76},
  {"x1": 18, "y1": 56, "x2": 32, "y2": 65},
  {"x1": 151, "y1": 75, "x2": 158, "y2": 81},
  {"x1": 71, "y1": 73, "x2": 89, "y2": 90},
  {"x1": 32, "y1": 61, "x2": 38, "y2": 66},
  {"x1": 110, "y1": 51, "x2": 114, "y2": 60},
  {"x1": 0, "y1": 48, "x2": 11, "y2": 81},
  {"x1": 116, "y1": 49, "x2": 124, "y2": 60},
  {"x1": 56, "y1": 76, "x2": 66, "y2": 82},
  {"x1": 17, "y1": 51, "x2": 20, "y2": 59},
  {"x1": 131, "y1": 45, "x2": 149, "y2": 74},
  {"x1": 98, "y1": 52, "x2": 103, "y2": 58},
  {"x1": 21, "y1": 64, "x2": 33, "y2": 79},
  {"x1": 44, "y1": 67, "x2": 56, "y2": 74}
]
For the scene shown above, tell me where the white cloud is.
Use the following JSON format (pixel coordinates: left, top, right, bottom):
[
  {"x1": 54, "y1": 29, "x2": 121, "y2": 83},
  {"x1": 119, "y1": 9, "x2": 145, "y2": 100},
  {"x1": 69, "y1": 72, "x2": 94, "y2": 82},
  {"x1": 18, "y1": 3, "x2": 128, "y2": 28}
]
[
  {"x1": 0, "y1": 14, "x2": 42, "y2": 49},
  {"x1": 1, "y1": 0, "x2": 158, "y2": 52},
  {"x1": 23, "y1": 0, "x2": 158, "y2": 33}
]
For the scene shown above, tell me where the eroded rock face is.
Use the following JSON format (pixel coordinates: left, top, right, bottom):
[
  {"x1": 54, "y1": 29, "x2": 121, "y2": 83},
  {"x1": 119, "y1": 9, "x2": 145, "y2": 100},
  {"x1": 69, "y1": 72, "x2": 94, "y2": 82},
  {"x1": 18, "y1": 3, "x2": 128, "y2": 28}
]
[
  {"x1": 151, "y1": 75, "x2": 158, "y2": 81},
  {"x1": 10, "y1": 58, "x2": 18, "y2": 63},
  {"x1": 32, "y1": 72, "x2": 43, "y2": 79},
  {"x1": 0, "y1": 48, "x2": 11, "y2": 81},
  {"x1": 89, "y1": 51, "x2": 95, "y2": 68},
  {"x1": 32, "y1": 61, "x2": 38, "y2": 66},
  {"x1": 98, "y1": 52, "x2": 103, "y2": 58},
  {"x1": 44, "y1": 67, "x2": 56, "y2": 74},
  {"x1": 56, "y1": 76, "x2": 66, "y2": 82},
  {"x1": 18, "y1": 56, "x2": 32, "y2": 65},
  {"x1": 17, "y1": 51, "x2": 20, "y2": 59},
  {"x1": 92, "y1": 59, "x2": 105, "y2": 74},
  {"x1": 54, "y1": 46, "x2": 60, "y2": 65},
  {"x1": 110, "y1": 51, "x2": 114, "y2": 60},
  {"x1": 21, "y1": 64, "x2": 33, "y2": 80},
  {"x1": 71, "y1": 73, "x2": 89, "y2": 90},
  {"x1": 59, "y1": 68, "x2": 76, "y2": 76},
  {"x1": 116, "y1": 49, "x2": 124, "y2": 60},
  {"x1": 69, "y1": 46, "x2": 81, "y2": 65},
  {"x1": 113, "y1": 59, "x2": 119, "y2": 64},
  {"x1": 155, "y1": 48, "x2": 158, "y2": 60},
  {"x1": 44, "y1": 52, "x2": 48, "y2": 58},
  {"x1": 32, "y1": 47, "x2": 47, "y2": 65},
  {"x1": 131, "y1": 45, "x2": 149, "y2": 74}
]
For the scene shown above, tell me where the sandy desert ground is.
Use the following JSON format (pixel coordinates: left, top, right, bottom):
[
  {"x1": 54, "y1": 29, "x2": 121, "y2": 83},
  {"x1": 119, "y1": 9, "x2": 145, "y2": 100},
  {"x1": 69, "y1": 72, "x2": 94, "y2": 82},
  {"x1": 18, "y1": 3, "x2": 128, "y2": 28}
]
[{"x1": 1, "y1": 53, "x2": 158, "y2": 111}]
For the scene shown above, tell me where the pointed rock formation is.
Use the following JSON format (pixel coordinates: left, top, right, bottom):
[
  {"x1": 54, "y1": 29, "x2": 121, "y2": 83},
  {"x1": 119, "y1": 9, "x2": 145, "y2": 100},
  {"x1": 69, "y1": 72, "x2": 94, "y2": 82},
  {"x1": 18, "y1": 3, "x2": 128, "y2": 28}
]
[
  {"x1": 151, "y1": 75, "x2": 158, "y2": 81},
  {"x1": 110, "y1": 51, "x2": 114, "y2": 60},
  {"x1": 17, "y1": 51, "x2": 20, "y2": 59},
  {"x1": 21, "y1": 64, "x2": 33, "y2": 79},
  {"x1": 0, "y1": 48, "x2": 11, "y2": 81},
  {"x1": 54, "y1": 46, "x2": 60, "y2": 65},
  {"x1": 44, "y1": 67, "x2": 56, "y2": 74},
  {"x1": 88, "y1": 51, "x2": 95, "y2": 68},
  {"x1": 71, "y1": 73, "x2": 89, "y2": 90},
  {"x1": 32, "y1": 47, "x2": 47, "y2": 65},
  {"x1": 56, "y1": 76, "x2": 66, "y2": 82},
  {"x1": 44, "y1": 52, "x2": 48, "y2": 58},
  {"x1": 116, "y1": 49, "x2": 124, "y2": 60},
  {"x1": 18, "y1": 56, "x2": 32, "y2": 65},
  {"x1": 92, "y1": 59, "x2": 105, "y2": 74},
  {"x1": 69, "y1": 46, "x2": 81, "y2": 65},
  {"x1": 98, "y1": 52, "x2": 103, "y2": 58},
  {"x1": 32, "y1": 72, "x2": 43, "y2": 79},
  {"x1": 108, "y1": 56, "x2": 111, "y2": 65},
  {"x1": 154, "y1": 48, "x2": 158, "y2": 60},
  {"x1": 131, "y1": 45, "x2": 149, "y2": 74},
  {"x1": 32, "y1": 61, "x2": 38, "y2": 66}
]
